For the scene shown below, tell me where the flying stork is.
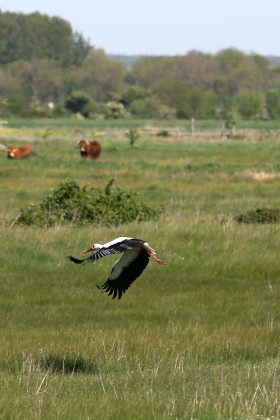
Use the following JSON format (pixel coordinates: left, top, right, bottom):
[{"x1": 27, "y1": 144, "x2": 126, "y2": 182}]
[{"x1": 68, "y1": 236, "x2": 167, "y2": 299}]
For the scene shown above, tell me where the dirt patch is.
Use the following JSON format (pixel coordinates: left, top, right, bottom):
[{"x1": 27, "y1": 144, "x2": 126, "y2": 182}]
[{"x1": 238, "y1": 170, "x2": 279, "y2": 180}]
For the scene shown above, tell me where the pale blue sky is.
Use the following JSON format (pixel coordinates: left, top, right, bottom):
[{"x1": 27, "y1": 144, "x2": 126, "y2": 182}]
[{"x1": 0, "y1": 0, "x2": 279, "y2": 56}]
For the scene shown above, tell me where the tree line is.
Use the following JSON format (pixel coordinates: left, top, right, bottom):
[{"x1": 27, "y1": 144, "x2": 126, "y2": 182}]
[{"x1": 1, "y1": 11, "x2": 280, "y2": 120}]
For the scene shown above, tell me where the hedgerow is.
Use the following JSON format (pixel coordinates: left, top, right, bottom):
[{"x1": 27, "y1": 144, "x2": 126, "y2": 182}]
[{"x1": 16, "y1": 181, "x2": 162, "y2": 227}]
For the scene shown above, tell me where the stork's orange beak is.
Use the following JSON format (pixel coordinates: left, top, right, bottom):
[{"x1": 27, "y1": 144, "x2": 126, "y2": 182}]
[{"x1": 82, "y1": 246, "x2": 94, "y2": 254}]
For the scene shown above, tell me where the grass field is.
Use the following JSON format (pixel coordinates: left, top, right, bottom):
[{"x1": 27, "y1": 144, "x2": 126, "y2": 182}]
[{"x1": 0, "y1": 119, "x2": 279, "y2": 419}]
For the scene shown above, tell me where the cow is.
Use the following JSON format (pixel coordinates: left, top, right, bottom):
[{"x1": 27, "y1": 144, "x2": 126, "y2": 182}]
[
  {"x1": 5, "y1": 144, "x2": 33, "y2": 159},
  {"x1": 77, "y1": 140, "x2": 101, "y2": 160}
]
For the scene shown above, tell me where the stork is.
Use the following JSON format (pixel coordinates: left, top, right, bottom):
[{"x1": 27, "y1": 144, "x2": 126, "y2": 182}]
[{"x1": 68, "y1": 236, "x2": 167, "y2": 299}]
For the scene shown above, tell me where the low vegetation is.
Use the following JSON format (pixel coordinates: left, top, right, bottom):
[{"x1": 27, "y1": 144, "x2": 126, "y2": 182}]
[
  {"x1": 235, "y1": 207, "x2": 280, "y2": 224},
  {"x1": 0, "y1": 120, "x2": 279, "y2": 418},
  {"x1": 16, "y1": 180, "x2": 160, "y2": 227}
]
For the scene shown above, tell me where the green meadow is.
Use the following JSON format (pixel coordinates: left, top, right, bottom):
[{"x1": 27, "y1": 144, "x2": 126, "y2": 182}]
[{"x1": 0, "y1": 120, "x2": 279, "y2": 419}]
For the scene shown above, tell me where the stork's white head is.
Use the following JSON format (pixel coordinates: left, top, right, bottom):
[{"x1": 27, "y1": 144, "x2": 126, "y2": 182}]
[
  {"x1": 82, "y1": 243, "x2": 102, "y2": 254},
  {"x1": 92, "y1": 243, "x2": 102, "y2": 249}
]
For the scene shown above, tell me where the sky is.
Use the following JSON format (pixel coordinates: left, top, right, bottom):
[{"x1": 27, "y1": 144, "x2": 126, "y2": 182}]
[{"x1": 1, "y1": 0, "x2": 280, "y2": 57}]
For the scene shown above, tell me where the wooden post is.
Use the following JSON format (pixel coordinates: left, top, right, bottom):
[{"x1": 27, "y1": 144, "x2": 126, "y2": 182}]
[{"x1": 191, "y1": 118, "x2": 195, "y2": 139}]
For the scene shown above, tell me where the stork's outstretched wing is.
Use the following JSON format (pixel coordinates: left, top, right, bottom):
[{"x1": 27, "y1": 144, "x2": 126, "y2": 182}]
[
  {"x1": 68, "y1": 247, "x2": 120, "y2": 265},
  {"x1": 97, "y1": 248, "x2": 150, "y2": 299},
  {"x1": 68, "y1": 237, "x2": 146, "y2": 265}
]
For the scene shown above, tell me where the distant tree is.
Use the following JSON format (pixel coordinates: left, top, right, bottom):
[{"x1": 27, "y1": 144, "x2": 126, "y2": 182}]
[
  {"x1": 216, "y1": 48, "x2": 247, "y2": 73},
  {"x1": 71, "y1": 32, "x2": 92, "y2": 67},
  {"x1": 237, "y1": 91, "x2": 263, "y2": 118},
  {"x1": 268, "y1": 66, "x2": 280, "y2": 90},
  {"x1": 214, "y1": 49, "x2": 245, "y2": 97},
  {"x1": 215, "y1": 48, "x2": 270, "y2": 97},
  {"x1": 201, "y1": 91, "x2": 218, "y2": 118},
  {"x1": 76, "y1": 49, "x2": 126, "y2": 102},
  {"x1": 0, "y1": 12, "x2": 22, "y2": 64},
  {"x1": 266, "y1": 89, "x2": 280, "y2": 119},
  {"x1": 7, "y1": 90, "x2": 30, "y2": 116},
  {"x1": 217, "y1": 95, "x2": 236, "y2": 119},
  {"x1": 0, "y1": 58, "x2": 68, "y2": 109},
  {"x1": 153, "y1": 80, "x2": 191, "y2": 118},
  {"x1": 128, "y1": 97, "x2": 155, "y2": 118},
  {"x1": 120, "y1": 86, "x2": 150, "y2": 108},
  {"x1": 65, "y1": 91, "x2": 91, "y2": 116},
  {"x1": 0, "y1": 60, "x2": 30, "y2": 97},
  {"x1": 27, "y1": 60, "x2": 66, "y2": 103},
  {"x1": 0, "y1": 12, "x2": 91, "y2": 66},
  {"x1": 190, "y1": 87, "x2": 218, "y2": 118},
  {"x1": 132, "y1": 56, "x2": 178, "y2": 89},
  {"x1": 177, "y1": 50, "x2": 218, "y2": 89}
]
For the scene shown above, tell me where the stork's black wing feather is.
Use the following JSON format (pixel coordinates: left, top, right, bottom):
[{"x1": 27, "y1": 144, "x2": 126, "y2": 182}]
[
  {"x1": 68, "y1": 249, "x2": 115, "y2": 265},
  {"x1": 68, "y1": 255, "x2": 87, "y2": 264},
  {"x1": 92, "y1": 248, "x2": 121, "y2": 260},
  {"x1": 97, "y1": 249, "x2": 150, "y2": 300}
]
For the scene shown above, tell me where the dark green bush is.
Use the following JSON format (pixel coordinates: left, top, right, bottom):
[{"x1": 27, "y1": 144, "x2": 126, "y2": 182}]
[
  {"x1": 16, "y1": 181, "x2": 161, "y2": 227},
  {"x1": 235, "y1": 208, "x2": 280, "y2": 224},
  {"x1": 125, "y1": 128, "x2": 139, "y2": 146},
  {"x1": 65, "y1": 91, "x2": 91, "y2": 117},
  {"x1": 156, "y1": 130, "x2": 170, "y2": 137}
]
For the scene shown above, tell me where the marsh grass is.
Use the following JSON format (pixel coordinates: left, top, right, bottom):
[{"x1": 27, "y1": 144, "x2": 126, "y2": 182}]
[{"x1": 0, "y1": 121, "x2": 279, "y2": 418}]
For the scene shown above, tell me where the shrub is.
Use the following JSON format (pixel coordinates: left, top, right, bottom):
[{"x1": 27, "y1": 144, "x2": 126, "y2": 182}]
[
  {"x1": 125, "y1": 128, "x2": 139, "y2": 146},
  {"x1": 237, "y1": 91, "x2": 264, "y2": 119},
  {"x1": 156, "y1": 130, "x2": 170, "y2": 137},
  {"x1": 104, "y1": 101, "x2": 127, "y2": 119},
  {"x1": 266, "y1": 89, "x2": 280, "y2": 120},
  {"x1": 225, "y1": 113, "x2": 237, "y2": 137},
  {"x1": 235, "y1": 208, "x2": 280, "y2": 224},
  {"x1": 120, "y1": 86, "x2": 150, "y2": 108},
  {"x1": 65, "y1": 91, "x2": 91, "y2": 117},
  {"x1": 16, "y1": 181, "x2": 161, "y2": 227},
  {"x1": 129, "y1": 97, "x2": 163, "y2": 118}
]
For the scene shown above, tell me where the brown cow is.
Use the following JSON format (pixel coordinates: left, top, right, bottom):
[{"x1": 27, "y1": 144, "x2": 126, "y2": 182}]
[
  {"x1": 77, "y1": 140, "x2": 101, "y2": 160},
  {"x1": 5, "y1": 144, "x2": 33, "y2": 159}
]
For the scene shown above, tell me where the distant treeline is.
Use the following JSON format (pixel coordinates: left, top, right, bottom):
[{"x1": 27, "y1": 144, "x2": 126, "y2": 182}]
[
  {"x1": 0, "y1": 11, "x2": 91, "y2": 66},
  {"x1": 1, "y1": 11, "x2": 280, "y2": 120}
]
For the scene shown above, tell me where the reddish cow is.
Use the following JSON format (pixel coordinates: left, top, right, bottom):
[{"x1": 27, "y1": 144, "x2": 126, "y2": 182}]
[
  {"x1": 77, "y1": 140, "x2": 101, "y2": 160},
  {"x1": 5, "y1": 144, "x2": 33, "y2": 159}
]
